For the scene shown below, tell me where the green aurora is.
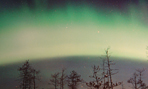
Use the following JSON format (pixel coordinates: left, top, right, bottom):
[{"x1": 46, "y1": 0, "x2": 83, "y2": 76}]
[{"x1": 0, "y1": 3, "x2": 148, "y2": 65}]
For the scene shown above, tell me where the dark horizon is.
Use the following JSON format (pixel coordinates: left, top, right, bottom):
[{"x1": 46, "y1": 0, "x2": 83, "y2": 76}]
[{"x1": 1, "y1": 56, "x2": 148, "y2": 89}]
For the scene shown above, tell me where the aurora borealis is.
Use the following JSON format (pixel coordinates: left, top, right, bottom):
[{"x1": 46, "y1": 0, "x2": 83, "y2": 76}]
[
  {"x1": 1, "y1": 0, "x2": 148, "y2": 89},
  {"x1": 0, "y1": 0, "x2": 148, "y2": 65}
]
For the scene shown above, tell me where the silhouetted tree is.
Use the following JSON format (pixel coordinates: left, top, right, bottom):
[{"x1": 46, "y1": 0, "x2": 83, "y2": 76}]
[
  {"x1": 31, "y1": 68, "x2": 40, "y2": 89},
  {"x1": 102, "y1": 58, "x2": 106, "y2": 89},
  {"x1": 67, "y1": 70, "x2": 83, "y2": 89},
  {"x1": 59, "y1": 69, "x2": 67, "y2": 89},
  {"x1": 49, "y1": 72, "x2": 60, "y2": 89},
  {"x1": 86, "y1": 65, "x2": 102, "y2": 89},
  {"x1": 18, "y1": 60, "x2": 32, "y2": 89},
  {"x1": 127, "y1": 69, "x2": 148, "y2": 89},
  {"x1": 18, "y1": 60, "x2": 41, "y2": 89},
  {"x1": 100, "y1": 55, "x2": 110, "y2": 89},
  {"x1": 102, "y1": 47, "x2": 121, "y2": 89}
]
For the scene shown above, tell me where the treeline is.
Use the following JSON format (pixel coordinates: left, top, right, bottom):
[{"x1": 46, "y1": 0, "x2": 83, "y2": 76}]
[{"x1": 17, "y1": 48, "x2": 148, "y2": 89}]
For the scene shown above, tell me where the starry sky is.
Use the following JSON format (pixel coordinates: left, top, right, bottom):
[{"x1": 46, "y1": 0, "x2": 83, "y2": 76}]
[{"x1": 0, "y1": 0, "x2": 148, "y2": 65}]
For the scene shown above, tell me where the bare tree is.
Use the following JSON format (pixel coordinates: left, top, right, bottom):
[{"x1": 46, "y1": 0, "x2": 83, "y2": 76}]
[
  {"x1": 59, "y1": 69, "x2": 67, "y2": 89},
  {"x1": 49, "y1": 72, "x2": 60, "y2": 89},
  {"x1": 67, "y1": 70, "x2": 83, "y2": 89},
  {"x1": 86, "y1": 47, "x2": 121, "y2": 89},
  {"x1": 102, "y1": 59, "x2": 106, "y2": 89},
  {"x1": 86, "y1": 65, "x2": 103, "y2": 89},
  {"x1": 103, "y1": 47, "x2": 121, "y2": 89},
  {"x1": 18, "y1": 60, "x2": 33, "y2": 89},
  {"x1": 127, "y1": 69, "x2": 148, "y2": 89},
  {"x1": 17, "y1": 60, "x2": 41, "y2": 89},
  {"x1": 31, "y1": 68, "x2": 40, "y2": 89}
]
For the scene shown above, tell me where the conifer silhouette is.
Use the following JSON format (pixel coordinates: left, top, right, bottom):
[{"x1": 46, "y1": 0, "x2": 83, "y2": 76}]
[
  {"x1": 103, "y1": 47, "x2": 121, "y2": 89},
  {"x1": 17, "y1": 60, "x2": 40, "y2": 89},
  {"x1": 49, "y1": 72, "x2": 60, "y2": 89},
  {"x1": 67, "y1": 70, "x2": 83, "y2": 89},
  {"x1": 86, "y1": 65, "x2": 103, "y2": 89},
  {"x1": 59, "y1": 69, "x2": 67, "y2": 89},
  {"x1": 127, "y1": 69, "x2": 148, "y2": 89}
]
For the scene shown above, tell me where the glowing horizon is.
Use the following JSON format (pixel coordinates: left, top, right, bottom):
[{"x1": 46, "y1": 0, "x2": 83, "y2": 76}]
[{"x1": 0, "y1": 3, "x2": 148, "y2": 65}]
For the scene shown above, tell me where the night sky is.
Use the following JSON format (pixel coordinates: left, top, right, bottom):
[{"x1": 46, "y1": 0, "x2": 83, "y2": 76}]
[
  {"x1": 1, "y1": 0, "x2": 148, "y2": 89},
  {"x1": 1, "y1": 0, "x2": 148, "y2": 65}
]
